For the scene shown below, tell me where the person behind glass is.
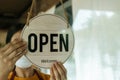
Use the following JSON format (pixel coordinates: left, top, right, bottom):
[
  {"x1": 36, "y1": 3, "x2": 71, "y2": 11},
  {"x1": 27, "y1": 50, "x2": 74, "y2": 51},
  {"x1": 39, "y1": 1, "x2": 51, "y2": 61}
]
[
  {"x1": 0, "y1": 0, "x2": 67, "y2": 80},
  {"x1": 0, "y1": 29, "x2": 67, "y2": 80}
]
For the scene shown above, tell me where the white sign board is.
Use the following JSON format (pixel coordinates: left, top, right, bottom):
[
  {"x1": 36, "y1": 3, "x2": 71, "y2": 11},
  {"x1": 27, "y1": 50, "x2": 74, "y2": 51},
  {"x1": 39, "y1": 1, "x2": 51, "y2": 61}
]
[{"x1": 21, "y1": 14, "x2": 74, "y2": 68}]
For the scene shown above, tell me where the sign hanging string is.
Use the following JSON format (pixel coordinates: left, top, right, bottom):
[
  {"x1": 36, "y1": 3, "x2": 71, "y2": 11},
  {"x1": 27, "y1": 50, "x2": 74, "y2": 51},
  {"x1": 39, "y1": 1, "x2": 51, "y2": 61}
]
[
  {"x1": 26, "y1": 0, "x2": 35, "y2": 26},
  {"x1": 26, "y1": 0, "x2": 69, "y2": 28},
  {"x1": 59, "y1": 0, "x2": 69, "y2": 28}
]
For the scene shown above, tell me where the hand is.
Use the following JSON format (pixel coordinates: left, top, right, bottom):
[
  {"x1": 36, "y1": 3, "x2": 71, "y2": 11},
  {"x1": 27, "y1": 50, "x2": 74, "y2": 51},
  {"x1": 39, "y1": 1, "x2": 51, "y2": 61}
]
[
  {"x1": 50, "y1": 62, "x2": 67, "y2": 80},
  {"x1": 0, "y1": 39, "x2": 27, "y2": 80}
]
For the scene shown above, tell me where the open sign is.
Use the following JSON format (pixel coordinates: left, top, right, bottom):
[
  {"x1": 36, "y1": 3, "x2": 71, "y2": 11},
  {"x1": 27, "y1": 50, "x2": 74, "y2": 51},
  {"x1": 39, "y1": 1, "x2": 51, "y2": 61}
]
[
  {"x1": 21, "y1": 14, "x2": 74, "y2": 68},
  {"x1": 28, "y1": 33, "x2": 69, "y2": 52}
]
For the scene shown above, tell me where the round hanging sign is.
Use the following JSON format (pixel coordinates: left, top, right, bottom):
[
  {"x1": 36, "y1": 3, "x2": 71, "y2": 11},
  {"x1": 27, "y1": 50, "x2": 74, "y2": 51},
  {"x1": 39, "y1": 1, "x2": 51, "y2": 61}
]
[{"x1": 21, "y1": 14, "x2": 74, "y2": 68}]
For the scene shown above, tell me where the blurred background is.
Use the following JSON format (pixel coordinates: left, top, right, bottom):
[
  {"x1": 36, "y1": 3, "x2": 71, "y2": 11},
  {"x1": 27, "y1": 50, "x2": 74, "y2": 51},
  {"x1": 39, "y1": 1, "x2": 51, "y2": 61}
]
[{"x1": 0, "y1": 0, "x2": 120, "y2": 80}]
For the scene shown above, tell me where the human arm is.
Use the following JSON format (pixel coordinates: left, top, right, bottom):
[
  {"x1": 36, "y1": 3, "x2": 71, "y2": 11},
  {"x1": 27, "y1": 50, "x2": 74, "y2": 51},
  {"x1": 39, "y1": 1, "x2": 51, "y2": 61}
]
[
  {"x1": 0, "y1": 39, "x2": 27, "y2": 80},
  {"x1": 50, "y1": 62, "x2": 67, "y2": 80}
]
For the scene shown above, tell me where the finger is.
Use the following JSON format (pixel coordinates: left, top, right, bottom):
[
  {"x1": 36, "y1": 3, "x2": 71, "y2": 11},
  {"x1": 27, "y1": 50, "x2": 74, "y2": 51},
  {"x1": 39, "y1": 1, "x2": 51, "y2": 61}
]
[
  {"x1": 1, "y1": 43, "x2": 12, "y2": 52},
  {"x1": 11, "y1": 39, "x2": 22, "y2": 45},
  {"x1": 0, "y1": 48, "x2": 4, "y2": 59},
  {"x1": 52, "y1": 63, "x2": 61, "y2": 80},
  {"x1": 4, "y1": 40, "x2": 27, "y2": 57},
  {"x1": 58, "y1": 62, "x2": 67, "y2": 75},
  {"x1": 12, "y1": 49, "x2": 27, "y2": 63},
  {"x1": 8, "y1": 44, "x2": 27, "y2": 60},
  {"x1": 0, "y1": 42, "x2": 16, "y2": 59},
  {"x1": 2, "y1": 39, "x2": 21, "y2": 51},
  {"x1": 55, "y1": 62, "x2": 67, "y2": 80},
  {"x1": 50, "y1": 66, "x2": 56, "y2": 80}
]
